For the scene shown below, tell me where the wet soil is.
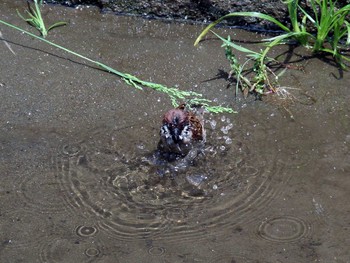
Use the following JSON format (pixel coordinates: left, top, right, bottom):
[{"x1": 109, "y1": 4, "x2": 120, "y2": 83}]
[
  {"x1": 45, "y1": 0, "x2": 350, "y2": 30},
  {"x1": 1, "y1": 1, "x2": 350, "y2": 262},
  {"x1": 47, "y1": 0, "x2": 288, "y2": 29}
]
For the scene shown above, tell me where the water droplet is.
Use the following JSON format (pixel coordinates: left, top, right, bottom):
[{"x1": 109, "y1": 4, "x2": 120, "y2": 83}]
[
  {"x1": 225, "y1": 138, "x2": 232, "y2": 144},
  {"x1": 226, "y1": 123, "x2": 233, "y2": 130},
  {"x1": 75, "y1": 225, "x2": 98, "y2": 237},
  {"x1": 220, "y1": 127, "x2": 228, "y2": 134},
  {"x1": 186, "y1": 174, "x2": 207, "y2": 187},
  {"x1": 137, "y1": 143, "x2": 145, "y2": 150},
  {"x1": 85, "y1": 247, "x2": 100, "y2": 257},
  {"x1": 148, "y1": 246, "x2": 165, "y2": 256},
  {"x1": 165, "y1": 208, "x2": 186, "y2": 222},
  {"x1": 208, "y1": 119, "x2": 217, "y2": 129},
  {"x1": 62, "y1": 143, "x2": 81, "y2": 156}
]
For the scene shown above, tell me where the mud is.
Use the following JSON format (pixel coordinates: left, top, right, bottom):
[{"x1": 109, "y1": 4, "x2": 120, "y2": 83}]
[
  {"x1": 45, "y1": 0, "x2": 350, "y2": 30},
  {"x1": 1, "y1": 1, "x2": 350, "y2": 262},
  {"x1": 46, "y1": 0, "x2": 287, "y2": 28}
]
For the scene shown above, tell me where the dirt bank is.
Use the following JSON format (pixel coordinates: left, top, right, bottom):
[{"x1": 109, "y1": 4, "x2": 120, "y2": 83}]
[{"x1": 39, "y1": 1, "x2": 288, "y2": 29}]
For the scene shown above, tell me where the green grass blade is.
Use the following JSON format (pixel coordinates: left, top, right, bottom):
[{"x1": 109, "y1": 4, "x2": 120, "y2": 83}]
[
  {"x1": 298, "y1": 4, "x2": 316, "y2": 25},
  {"x1": 283, "y1": 0, "x2": 301, "y2": 33},
  {"x1": 0, "y1": 19, "x2": 235, "y2": 113},
  {"x1": 309, "y1": 0, "x2": 320, "y2": 26},
  {"x1": 264, "y1": 32, "x2": 306, "y2": 47},
  {"x1": 194, "y1": 12, "x2": 290, "y2": 46},
  {"x1": 345, "y1": 21, "x2": 350, "y2": 45},
  {"x1": 211, "y1": 31, "x2": 261, "y2": 56},
  {"x1": 263, "y1": 31, "x2": 312, "y2": 43},
  {"x1": 47, "y1": 21, "x2": 67, "y2": 31},
  {"x1": 16, "y1": 9, "x2": 31, "y2": 22},
  {"x1": 259, "y1": 31, "x2": 310, "y2": 69}
]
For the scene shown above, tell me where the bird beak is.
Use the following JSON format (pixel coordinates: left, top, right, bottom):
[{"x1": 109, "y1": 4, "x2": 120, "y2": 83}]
[
  {"x1": 172, "y1": 127, "x2": 181, "y2": 142},
  {"x1": 165, "y1": 135, "x2": 173, "y2": 145}
]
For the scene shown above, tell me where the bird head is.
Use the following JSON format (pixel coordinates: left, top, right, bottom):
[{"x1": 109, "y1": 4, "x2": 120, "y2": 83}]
[{"x1": 160, "y1": 108, "x2": 191, "y2": 145}]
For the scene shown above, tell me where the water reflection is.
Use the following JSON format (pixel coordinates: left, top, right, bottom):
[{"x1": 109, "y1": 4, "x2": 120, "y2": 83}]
[{"x1": 51, "y1": 113, "x2": 291, "y2": 244}]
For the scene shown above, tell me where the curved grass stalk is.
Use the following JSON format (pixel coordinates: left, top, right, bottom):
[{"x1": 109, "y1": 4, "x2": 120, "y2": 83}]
[
  {"x1": 17, "y1": 0, "x2": 66, "y2": 38},
  {"x1": 261, "y1": 32, "x2": 310, "y2": 62},
  {"x1": 194, "y1": 0, "x2": 350, "y2": 98},
  {"x1": 212, "y1": 32, "x2": 269, "y2": 95},
  {"x1": 212, "y1": 32, "x2": 261, "y2": 58},
  {"x1": 212, "y1": 30, "x2": 310, "y2": 95},
  {"x1": 344, "y1": 21, "x2": 350, "y2": 45},
  {"x1": 0, "y1": 19, "x2": 235, "y2": 113},
  {"x1": 194, "y1": 12, "x2": 291, "y2": 46}
]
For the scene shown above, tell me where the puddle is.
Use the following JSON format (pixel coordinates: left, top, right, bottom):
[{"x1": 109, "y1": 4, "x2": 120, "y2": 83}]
[
  {"x1": 1, "y1": 1, "x2": 350, "y2": 262},
  {"x1": 50, "y1": 114, "x2": 290, "y2": 243}
]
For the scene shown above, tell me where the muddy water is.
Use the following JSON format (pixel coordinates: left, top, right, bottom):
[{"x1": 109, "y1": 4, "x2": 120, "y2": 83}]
[{"x1": 1, "y1": 1, "x2": 350, "y2": 262}]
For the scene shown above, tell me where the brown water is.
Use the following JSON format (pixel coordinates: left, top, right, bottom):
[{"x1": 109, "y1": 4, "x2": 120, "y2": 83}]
[{"x1": 1, "y1": 1, "x2": 350, "y2": 262}]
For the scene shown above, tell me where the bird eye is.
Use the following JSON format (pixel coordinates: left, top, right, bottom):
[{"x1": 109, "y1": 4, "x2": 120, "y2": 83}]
[{"x1": 183, "y1": 125, "x2": 190, "y2": 134}]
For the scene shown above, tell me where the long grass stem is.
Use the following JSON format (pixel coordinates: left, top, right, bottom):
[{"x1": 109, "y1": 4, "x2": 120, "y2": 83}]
[{"x1": 0, "y1": 19, "x2": 235, "y2": 113}]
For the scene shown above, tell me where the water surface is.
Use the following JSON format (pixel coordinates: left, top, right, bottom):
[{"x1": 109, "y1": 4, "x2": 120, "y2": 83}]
[{"x1": 0, "y1": 1, "x2": 349, "y2": 262}]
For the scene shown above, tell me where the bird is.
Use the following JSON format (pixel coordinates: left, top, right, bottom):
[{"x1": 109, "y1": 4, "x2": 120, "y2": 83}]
[{"x1": 158, "y1": 103, "x2": 206, "y2": 160}]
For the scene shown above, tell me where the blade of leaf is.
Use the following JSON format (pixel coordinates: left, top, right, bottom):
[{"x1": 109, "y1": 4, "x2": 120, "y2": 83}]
[
  {"x1": 194, "y1": 12, "x2": 290, "y2": 46},
  {"x1": 47, "y1": 21, "x2": 67, "y2": 31},
  {"x1": 212, "y1": 31, "x2": 261, "y2": 56}
]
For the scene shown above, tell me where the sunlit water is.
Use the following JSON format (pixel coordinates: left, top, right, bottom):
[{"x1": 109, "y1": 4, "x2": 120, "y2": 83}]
[
  {"x1": 50, "y1": 114, "x2": 291, "y2": 243},
  {"x1": 1, "y1": 1, "x2": 350, "y2": 262}
]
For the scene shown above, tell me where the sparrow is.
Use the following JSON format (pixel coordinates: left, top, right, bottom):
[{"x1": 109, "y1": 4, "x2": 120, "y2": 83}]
[{"x1": 158, "y1": 103, "x2": 206, "y2": 159}]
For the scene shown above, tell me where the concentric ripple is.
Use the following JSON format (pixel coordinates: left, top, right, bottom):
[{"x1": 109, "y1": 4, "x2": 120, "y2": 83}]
[
  {"x1": 85, "y1": 247, "x2": 101, "y2": 257},
  {"x1": 15, "y1": 168, "x2": 70, "y2": 214},
  {"x1": 75, "y1": 225, "x2": 99, "y2": 237},
  {"x1": 62, "y1": 143, "x2": 82, "y2": 157},
  {"x1": 148, "y1": 246, "x2": 166, "y2": 256},
  {"x1": 39, "y1": 237, "x2": 106, "y2": 263},
  {"x1": 257, "y1": 215, "x2": 310, "y2": 243},
  {"x1": 53, "y1": 115, "x2": 291, "y2": 242}
]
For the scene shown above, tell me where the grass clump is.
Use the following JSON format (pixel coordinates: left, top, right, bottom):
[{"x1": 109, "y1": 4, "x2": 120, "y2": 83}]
[
  {"x1": 299, "y1": 0, "x2": 350, "y2": 64},
  {"x1": 17, "y1": 0, "x2": 67, "y2": 38},
  {"x1": 208, "y1": 30, "x2": 304, "y2": 97},
  {"x1": 0, "y1": 19, "x2": 234, "y2": 114},
  {"x1": 194, "y1": 0, "x2": 350, "y2": 97}
]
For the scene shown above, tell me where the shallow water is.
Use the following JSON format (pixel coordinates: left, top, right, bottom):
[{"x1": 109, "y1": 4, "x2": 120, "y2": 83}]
[{"x1": 1, "y1": 1, "x2": 350, "y2": 262}]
